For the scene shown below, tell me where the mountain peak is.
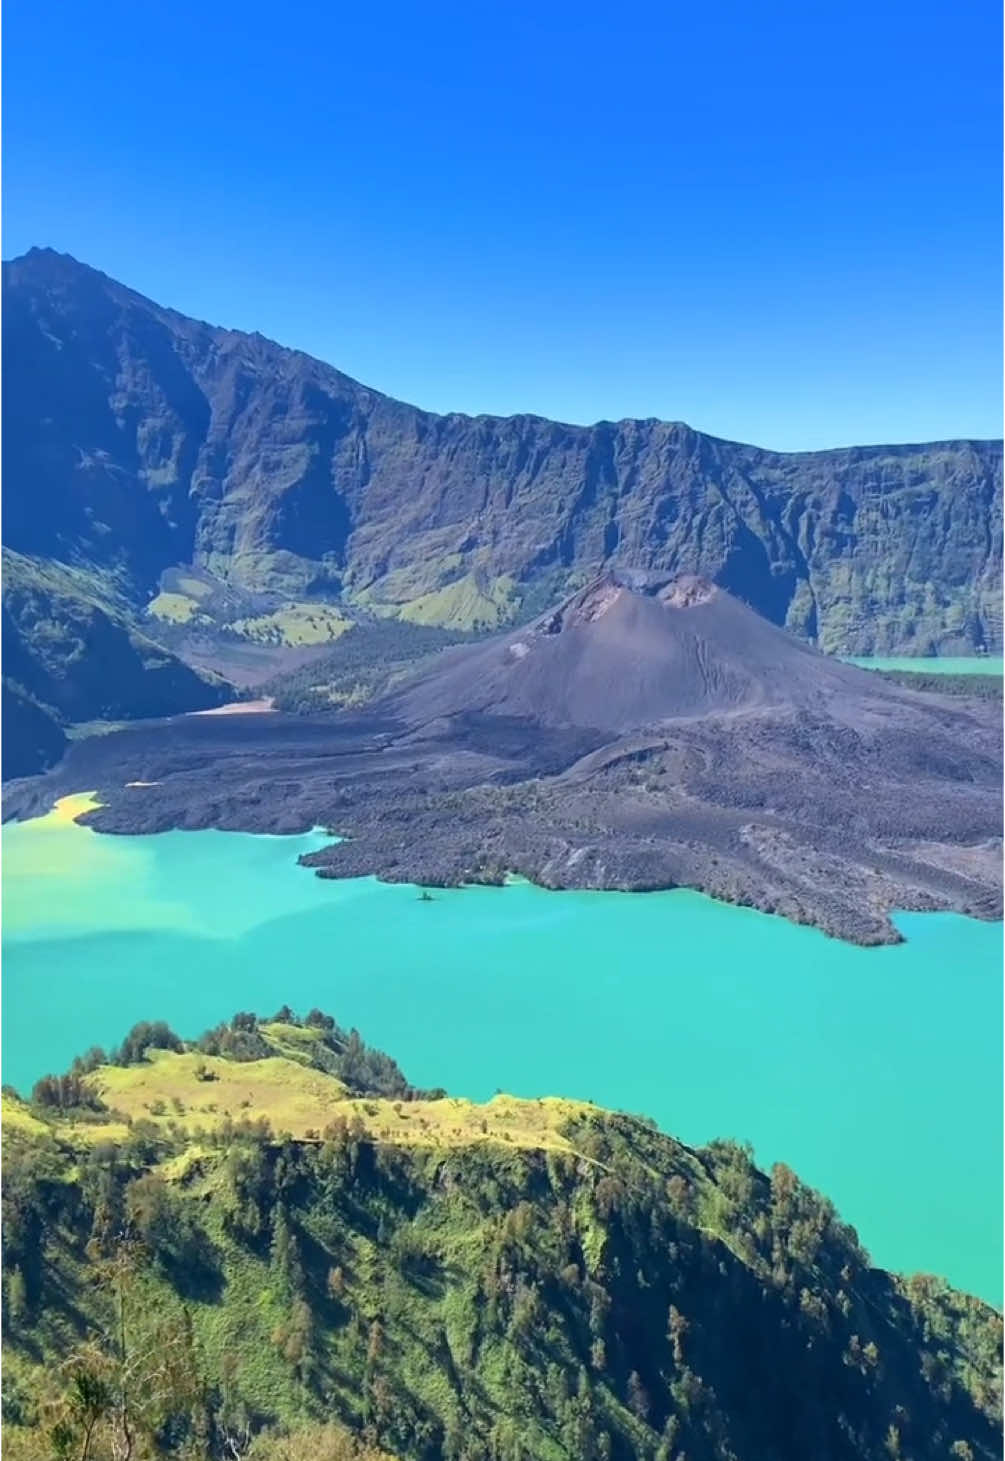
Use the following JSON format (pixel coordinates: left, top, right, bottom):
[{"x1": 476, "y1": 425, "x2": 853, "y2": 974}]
[
  {"x1": 659, "y1": 572, "x2": 719, "y2": 608},
  {"x1": 383, "y1": 572, "x2": 876, "y2": 735},
  {"x1": 7, "y1": 245, "x2": 92, "y2": 273},
  {"x1": 2, "y1": 250, "x2": 1001, "y2": 660}
]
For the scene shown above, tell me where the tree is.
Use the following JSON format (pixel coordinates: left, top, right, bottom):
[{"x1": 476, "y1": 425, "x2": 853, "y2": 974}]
[
  {"x1": 71, "y1": 1047, "x2": 109, "y2": 1075},
  {"x1": 111, "y1": 1021, "x2": 183, "y2": 1067},
  {"x1": 31, "y1": 1072, "x2": 104, "y2": 1112},
  {"x1": 49, "y1": 1359, "x2": 111, "y2": 1461},
  {"x1": 43, "y1": 1246, "x2": 202, "y2": 1461},
  {"x1": 274, "y1": 1299, "x2": 315, "y2": 1382},
  {"x1": 270, "y1": 1207, "x2": 304, "y2": 1296},
  {"x1": 667, "y1": 1175, "x2": 691, "y2": 1213},
  {"x1": 367, "y1": 1318, "x2": 384, "y2": 1369},
  {"x1": 668, "y1": 1305, "x2": 688, "y2": 1365},
  {"x1": 588, "y1": 1283, "x2": 610, "y2": 1338},
  {"x1": 305, "y1": 1007, "x2": 335, "y2": 1030},
  {"x1": 246, "y1": 1420, "x2": 398, "y2": 1459},
  {"x1": 126, "y1": 1174, "x2": 175, "y2": 1251},
  {"x1": 627, "y1": 1370, "x2": 650, "y2": 1421}
]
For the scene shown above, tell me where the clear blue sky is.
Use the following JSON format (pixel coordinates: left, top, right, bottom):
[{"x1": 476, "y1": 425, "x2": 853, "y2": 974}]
[{"x1": 3, "y1": 0, "x2": 1001, "y2": 450}]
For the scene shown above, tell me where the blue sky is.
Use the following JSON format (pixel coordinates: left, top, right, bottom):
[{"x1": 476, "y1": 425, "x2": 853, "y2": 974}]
[{"x1": 3, "y1": 0, "x2": 1000, "y2": 449}]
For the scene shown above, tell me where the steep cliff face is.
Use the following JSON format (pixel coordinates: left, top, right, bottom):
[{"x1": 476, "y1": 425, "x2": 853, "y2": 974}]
[
  {"x1": 4, "y1": 247, "x2": 1002, "y2": 654},
  {"x1": 0, "y1": 550, "x2": 229, "y2": 774},
  {"x1": 0, "y1": 680, "x2": 67, "y2": 779}
]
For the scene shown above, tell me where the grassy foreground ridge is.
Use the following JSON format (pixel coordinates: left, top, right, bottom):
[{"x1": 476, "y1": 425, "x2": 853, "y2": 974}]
[{"x1": 3, "y1": 1009, "x2": 1001, "y2": 1460}]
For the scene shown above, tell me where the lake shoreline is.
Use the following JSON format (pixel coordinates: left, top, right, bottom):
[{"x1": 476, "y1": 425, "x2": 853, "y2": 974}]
[
  {"x1": 2, "y1": 809, "x2": 1001, "y2": 1302},
  {"x1": 5, "y1": 781, "x2": 1003, "y2": 947}
]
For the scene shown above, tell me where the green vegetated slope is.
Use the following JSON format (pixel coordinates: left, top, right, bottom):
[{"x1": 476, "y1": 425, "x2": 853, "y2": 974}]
[
  {"x1": 1, "y1": 550, "x2": 229, "y2": 777},
  {"x1": 263, "y1": 620, "x2": 481, "y2": 711},
  {"x1": 145, "y1": 565, "x2": 355, "y2": 648},
  {"x1": 867, "y1": 668, "x2": 1003, "y2": 702},
  {"x1": 3, "y1": 1011, "x2": 1000, "y2": 1461}
]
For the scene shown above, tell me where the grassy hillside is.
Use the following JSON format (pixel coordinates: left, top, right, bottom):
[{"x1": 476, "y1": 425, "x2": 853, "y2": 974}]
[
  {"x1": 391, "y1": 573, "x2": 518, "y2": 632},
  {"x1": 3, "y1": 1010, "x2": 1001, "y2": 1461},
  {"x1": 145, "y1": 568, "x2": 354, "y2": 648}
]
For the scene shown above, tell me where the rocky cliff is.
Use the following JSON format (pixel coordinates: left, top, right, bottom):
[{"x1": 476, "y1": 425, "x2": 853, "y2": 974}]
[
  {"x1": 0, "y1": 679, "x2": 67, "y2": 780},
  {"x1": 4, "y1": 247, "x2": 1002, "y2": 656},
  {"x1": 1, "y1": 549, "x2": 229, "y2": 775}
]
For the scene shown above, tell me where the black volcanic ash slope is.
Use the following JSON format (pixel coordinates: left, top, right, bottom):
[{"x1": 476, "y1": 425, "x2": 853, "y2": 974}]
[
  {"x1": 5, "y1": 574, "x2": 1000, "y2": 946},
  {"x1": 382, "y1": 572, "x2": 889, "y2": 732}
]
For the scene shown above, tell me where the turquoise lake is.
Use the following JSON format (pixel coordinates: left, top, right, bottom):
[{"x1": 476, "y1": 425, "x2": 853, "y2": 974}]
[
  {"x1": 2, "y1": 797, "x2": 1001, "y2": 1304},
  {"x1": 845, "y1": 655, "x2": 1004, "y2": 675}
]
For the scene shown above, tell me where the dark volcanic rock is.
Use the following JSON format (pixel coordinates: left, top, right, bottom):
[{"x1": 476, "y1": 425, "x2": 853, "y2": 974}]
[
  {"x1": 4, "y1": 247, "x2": 1002, "y2": 655},
  {"x1": 6, "y1": 577, "x2": 1000, "y2": 946},
  {"x1": 383, "y1": 572, "x2": 888, "y2": 731},
  {"x1": 3, "y1": 252, "x2": 1000, "y2": 925}
]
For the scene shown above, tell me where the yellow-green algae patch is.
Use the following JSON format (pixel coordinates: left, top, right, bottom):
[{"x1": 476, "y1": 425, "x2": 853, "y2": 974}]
[
  {"x1": 1, "y1": 792, "x2": 198, "y2": 940},
  {"x1": 2, "y1": 796, "x2": 331, "y2": 943},
  {"x1": 42, "y1": 791, "x2": 105, "y2": 824},
  {"x1": 1, "y1": 792, "x2": 123, "y2": 905}
]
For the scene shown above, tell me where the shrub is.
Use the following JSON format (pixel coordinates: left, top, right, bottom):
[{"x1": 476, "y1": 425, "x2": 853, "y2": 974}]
[{"x1": 110, "y1": 1022, "x2": 183, "y2": 1067}]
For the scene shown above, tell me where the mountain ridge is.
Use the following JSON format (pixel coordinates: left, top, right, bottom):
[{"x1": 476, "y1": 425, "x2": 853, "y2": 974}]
[
  {"x1": 4, "y1": 246, "x2": 1002, "y2": 659},
  {"x1": 10, "y1": 246, "x2": 1001, "y2": 452},
  {"x1": 3, "y1": 1005, "x2": 1001, "y2": 1461}
]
